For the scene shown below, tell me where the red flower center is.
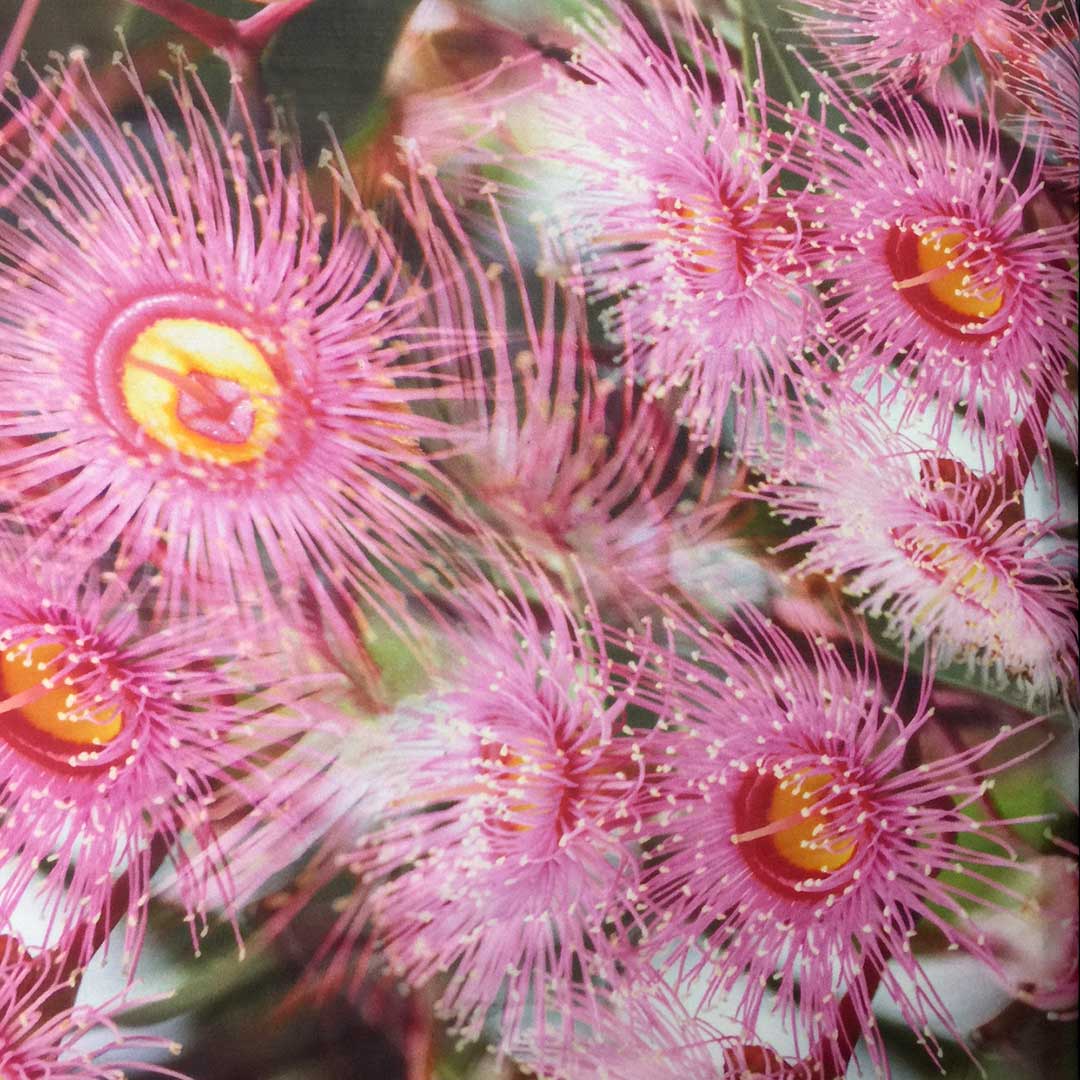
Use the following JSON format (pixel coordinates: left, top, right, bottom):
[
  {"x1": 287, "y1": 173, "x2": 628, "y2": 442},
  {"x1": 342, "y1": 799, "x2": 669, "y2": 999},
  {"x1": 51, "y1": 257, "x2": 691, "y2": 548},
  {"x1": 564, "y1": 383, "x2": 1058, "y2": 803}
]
[
  {"x1": 886, "y1": 226, "x2": 1005, "y2": 338},
  {"x1": 732, "y1": 768, "x2": 859, "y2": 898}
]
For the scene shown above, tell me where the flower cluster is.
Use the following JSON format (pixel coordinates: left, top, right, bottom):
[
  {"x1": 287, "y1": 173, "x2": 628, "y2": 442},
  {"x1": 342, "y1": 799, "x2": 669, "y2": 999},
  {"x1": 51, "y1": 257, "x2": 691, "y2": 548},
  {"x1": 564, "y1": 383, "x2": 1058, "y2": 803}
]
[{"x1": 0, "y1": 0, "x2": 1074, "y2": 1077}]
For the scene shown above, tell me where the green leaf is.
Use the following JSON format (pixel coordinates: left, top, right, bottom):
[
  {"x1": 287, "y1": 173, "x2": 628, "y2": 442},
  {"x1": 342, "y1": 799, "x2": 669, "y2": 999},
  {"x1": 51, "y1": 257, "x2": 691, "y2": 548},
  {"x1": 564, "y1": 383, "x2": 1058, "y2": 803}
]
[
  {"x1": 118, "y1": 944, "x2": 278, "y2": 1025},
  {"x1": 262, "y1": 0, "x2": 416, "y2": 161},
  {"x1": 737, "y1": 0, "x2": 817, "y2": 106},
  {"x1": 861, "y1": 611, "x2": 1073, "y2": 720}
]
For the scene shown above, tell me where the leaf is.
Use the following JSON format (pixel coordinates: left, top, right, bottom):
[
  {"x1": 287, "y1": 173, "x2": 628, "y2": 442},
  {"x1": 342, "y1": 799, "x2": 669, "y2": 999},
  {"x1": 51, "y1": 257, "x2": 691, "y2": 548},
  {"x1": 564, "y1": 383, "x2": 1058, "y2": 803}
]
[
  {"x1": 118, "y1": 945, "x2": 278, "y2": 1025},
  {"x1": 737, "y1": 0, "x2": 818, "y2": 107},
  {"x1": 262, "y1": 0, "x2": 416, "y2": 161}
]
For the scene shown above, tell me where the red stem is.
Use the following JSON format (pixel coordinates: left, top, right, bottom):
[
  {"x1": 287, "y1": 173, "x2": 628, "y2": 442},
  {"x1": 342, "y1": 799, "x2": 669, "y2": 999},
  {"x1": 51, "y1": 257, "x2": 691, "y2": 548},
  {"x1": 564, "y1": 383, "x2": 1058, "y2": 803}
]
[
  {"x1": 60, "y1": 831, "x2": 174, "y2": 978},
  {"x1": 0, "y1": 0, "x2": 42, "y2": 80},
  {"x1": 1007, "y1": 386, "x2": 1054, "y2": 490},
  {"x1": 126, "y1": 0, "x2": 238, "y2": 49},
  {"x1": 813, "y1": 952, "x2": 885, "y2": 1078},
  {"x1": 127, "y1": 0, "x2": 317, "y2": 140},
  {"x1": 402, "y1": 990, "x2": 435, "y2": 1080},
  {"x1": 236, "y1": 0, "x2": 319, "y2": 54},
  {"x1": 126, "y1": 0, "x2": 317, "y2": 55}
]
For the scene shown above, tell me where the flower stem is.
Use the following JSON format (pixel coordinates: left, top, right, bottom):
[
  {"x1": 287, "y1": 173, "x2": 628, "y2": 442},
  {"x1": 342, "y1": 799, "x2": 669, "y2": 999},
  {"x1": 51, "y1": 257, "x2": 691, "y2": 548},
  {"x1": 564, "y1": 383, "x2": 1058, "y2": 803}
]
[
  {"x1": 61, "y1": 830, "x2": 175, "y2": 974},
  {"x1": 127, "y1": 0, "x2": 317, "y2": 55},
  {"x1": 127, "y1": 0, "x2": 318, "y2": 145},
  {"x1": 126, "y1": 0, "x2": 238, "y2": 49},
  {"x1": 815, "y1": 953, "x2": 885, "y2": 1078},
  {"x1": 235, "y1": 0, "x2": 318, "y2": 54},
  {"x1": 0, "y1": 0, "x2": 42, "y2": 81},
  {"x1": 1008, "y1": 387, "x2": 1054, "y2": 490}
]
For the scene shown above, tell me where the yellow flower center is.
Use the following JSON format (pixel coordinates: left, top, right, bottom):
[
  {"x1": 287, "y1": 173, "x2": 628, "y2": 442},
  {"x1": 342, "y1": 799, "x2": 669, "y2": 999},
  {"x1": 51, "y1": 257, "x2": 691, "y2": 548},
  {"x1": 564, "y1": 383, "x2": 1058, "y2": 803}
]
[
  {"x1": 120, "y1": 318, "x2": 281, "y2": 464},
  {"x1": 767, "y1": 771, "x2": 855, "y2": 875},
  {"x1": 914, "y1": 230, "x2": 1004, "y2": 320},
  {"x1": 1, "y1": 641, "x2": 122, "y2": 747},
  {"x1": 905, "y1": 533, "x2": 1003, "y2": 611}
]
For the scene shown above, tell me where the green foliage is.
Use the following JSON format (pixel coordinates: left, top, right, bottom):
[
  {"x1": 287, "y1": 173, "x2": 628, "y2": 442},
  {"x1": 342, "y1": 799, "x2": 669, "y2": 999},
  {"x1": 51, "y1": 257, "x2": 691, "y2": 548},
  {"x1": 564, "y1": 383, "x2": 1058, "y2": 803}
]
[
  {"x1": 736, "y1": 0, "x2": 818, "y2": 105},
  {"x1": 120, "y1": 939, "x2": 278, "y2": 1025},
  {"x1": 262, "y1": 0, "x2": 415, "y2": 159},
  {"x1": 120, "y1": 0, "x2": 415, "y2": 160}
]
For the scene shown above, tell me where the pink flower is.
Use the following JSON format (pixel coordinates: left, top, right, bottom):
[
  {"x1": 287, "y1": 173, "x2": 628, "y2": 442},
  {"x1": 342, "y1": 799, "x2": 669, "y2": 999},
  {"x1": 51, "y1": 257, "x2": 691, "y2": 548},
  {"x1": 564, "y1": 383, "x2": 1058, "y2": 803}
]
[
  {"x1": 427, "y1": 202, "x2": 737, "y2": 604},
  {"x1": 536, "y1": 0, "x2": 817, "y2": 445},
  {"x1": 753, "y1": 409, "x2": 1078, "y2": 705},
  {"x1": 630, "y1": 602, "x2": 1044, "y2": 1070},
  {"x1": 0, "y1": 543, "x2": 337, "y2": 965},
  {"x1": 322, "y1": 561, "x2": 652, "y2": 1061},
  {"x1": 792, "y1": 0, "x2": 1027, "y2": 92},
  {"x1": 0, "y1": 938, "x2": 184, "y2": 1080},
  {"x1": 802, "y1": 85, "x2": 1077, "y2": 469},
  {"x1": 1005, "y1": 0, "x2": 1080, "y2": 196},
  {"x1": 0, "y1": 53, "x2": 473, "y2": 624},
  {"x1": 973, "y1": 854, "x2": 1078, "y2": 1018},
  {"x1": 505, "y1": 980, "x2": 806, "y2": 1080},
  {"x1": 340, "y1": 0, "x2": 553, "y2": 204}
]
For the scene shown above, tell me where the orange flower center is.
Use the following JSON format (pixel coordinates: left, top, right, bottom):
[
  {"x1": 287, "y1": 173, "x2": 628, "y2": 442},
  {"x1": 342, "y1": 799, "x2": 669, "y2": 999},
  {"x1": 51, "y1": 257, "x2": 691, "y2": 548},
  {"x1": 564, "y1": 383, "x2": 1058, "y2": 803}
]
[
  {"x1": 1, "y1": 641, "x2": 122, "y2": 747},
  {"x1": 120, "y1": 317, "x2": 281, "y2": 464},
  {"x1": 661, "y1": 195, "x2": 735, "y2": 276},
  {"x1": 732, "y1": 767, "x2": 860, "y2": 897},
  {"x1": 482, "y1": 743, "x2": 544, "y2": 833},
  {"x1": 766, "y1": 771, "x2": 855, "y2": 874},
  {"x1": 915, "y1": 230, "x2": 1003, "y2": 320},
  {"x1": 886, "y1": 226, "x2": 1006, "y2": 337}
]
